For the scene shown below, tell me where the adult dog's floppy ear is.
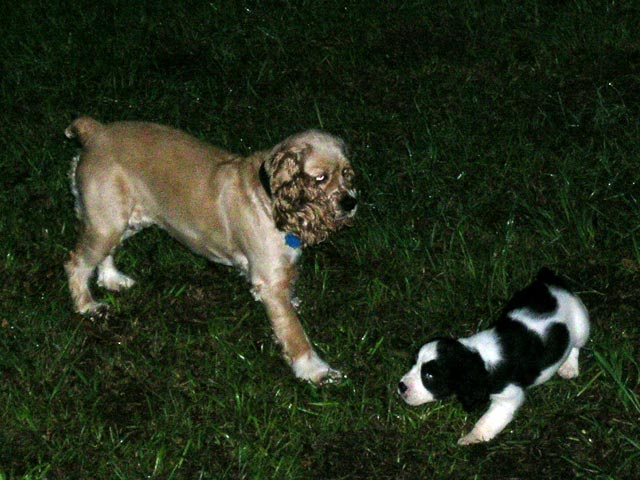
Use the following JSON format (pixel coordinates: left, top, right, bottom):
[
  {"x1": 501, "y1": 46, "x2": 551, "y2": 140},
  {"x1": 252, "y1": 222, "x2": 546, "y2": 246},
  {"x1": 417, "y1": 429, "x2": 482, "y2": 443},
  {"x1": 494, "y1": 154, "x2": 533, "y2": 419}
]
[
  {"x1": 439, "y1": 339, "x2": 491, "y2": 412},
  {"x1": 263, "y1": 140, "x2": 308, "y2": 192},
  {"x1": 264, "y1": 138, "x2": 337, "y2": 247}
]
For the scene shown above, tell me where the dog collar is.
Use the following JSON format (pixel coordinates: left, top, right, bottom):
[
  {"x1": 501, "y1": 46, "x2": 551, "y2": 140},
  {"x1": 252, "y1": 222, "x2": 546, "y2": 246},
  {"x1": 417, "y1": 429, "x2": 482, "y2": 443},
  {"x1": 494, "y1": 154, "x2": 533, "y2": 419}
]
[
  {"x1": 259, "y1": 162, "x2": 272, "y2": 198},
  {"x1": 285, "y1": 233, "x2": 302, "y2": 249}
]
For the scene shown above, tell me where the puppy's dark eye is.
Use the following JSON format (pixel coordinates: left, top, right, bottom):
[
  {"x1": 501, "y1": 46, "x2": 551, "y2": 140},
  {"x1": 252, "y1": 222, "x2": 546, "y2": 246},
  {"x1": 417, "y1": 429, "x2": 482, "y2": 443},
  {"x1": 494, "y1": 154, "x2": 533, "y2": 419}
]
[
  {"x1": 421, "y1": 363, "x2": 436, "y2": 382},
  {"x1": 342, "y1": 168, "x2": 351, "y2": 177},
  {"x1": 315, "y1": 174, "x2": 327, "y2": 183}
]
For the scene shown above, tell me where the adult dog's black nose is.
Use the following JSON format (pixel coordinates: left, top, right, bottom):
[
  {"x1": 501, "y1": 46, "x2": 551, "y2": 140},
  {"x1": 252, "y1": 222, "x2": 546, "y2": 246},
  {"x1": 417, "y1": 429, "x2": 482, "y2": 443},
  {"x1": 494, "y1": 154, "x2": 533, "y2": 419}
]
[
  {"x1": 398, "y1": 381, "x2": 408, "y2": 394},
  {"x1": 340, "y1": 195, "x2": 357, "y2": 212}
]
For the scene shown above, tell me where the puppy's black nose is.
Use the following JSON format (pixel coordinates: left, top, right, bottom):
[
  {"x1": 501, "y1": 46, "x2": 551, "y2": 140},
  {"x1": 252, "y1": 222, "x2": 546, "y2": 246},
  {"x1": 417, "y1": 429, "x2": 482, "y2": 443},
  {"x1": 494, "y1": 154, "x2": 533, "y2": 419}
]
[
  {"x1": 398, "y1": 381, "x2": 408, "y2": 394},
  {"x1": 340, "y1": 195, "x2": 357, "y2": 212}
]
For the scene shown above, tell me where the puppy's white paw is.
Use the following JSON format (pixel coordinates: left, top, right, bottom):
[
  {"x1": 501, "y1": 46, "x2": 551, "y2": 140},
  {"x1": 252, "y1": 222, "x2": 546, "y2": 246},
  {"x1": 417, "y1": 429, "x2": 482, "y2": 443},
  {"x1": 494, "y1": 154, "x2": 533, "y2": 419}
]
[
  {"x1": 292, "y1": 351, "x2": 343, "y2": 385},
  {"x1": 457, "y1": 431, "x2": 485, "y2": 446},
  {"x1": 557, "y1": 362, "x2": 579, "y2": 379}
]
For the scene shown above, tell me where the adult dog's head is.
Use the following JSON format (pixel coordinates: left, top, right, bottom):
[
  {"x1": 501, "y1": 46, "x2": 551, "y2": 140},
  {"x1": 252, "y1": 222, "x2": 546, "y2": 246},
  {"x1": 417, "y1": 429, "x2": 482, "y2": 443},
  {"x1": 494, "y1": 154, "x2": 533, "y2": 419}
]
[{"x1": 262, "y1": 130, "x2": 357, "y2": 247}]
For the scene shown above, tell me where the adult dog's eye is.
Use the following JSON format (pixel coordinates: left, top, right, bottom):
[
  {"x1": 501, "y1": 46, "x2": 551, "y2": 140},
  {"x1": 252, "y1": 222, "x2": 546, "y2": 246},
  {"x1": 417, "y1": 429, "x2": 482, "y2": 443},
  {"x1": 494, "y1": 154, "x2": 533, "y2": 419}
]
[{"x1": 315, "y1": 174, "x2": 327, "y2": 183}]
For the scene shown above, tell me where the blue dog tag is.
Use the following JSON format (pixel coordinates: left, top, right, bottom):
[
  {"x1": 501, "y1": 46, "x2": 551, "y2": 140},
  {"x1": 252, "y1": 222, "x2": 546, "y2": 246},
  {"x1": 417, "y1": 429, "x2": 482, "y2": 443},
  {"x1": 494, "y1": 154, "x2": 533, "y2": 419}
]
[{"x1": 285, "y1": 233, "x2": 302, "y2": 249}]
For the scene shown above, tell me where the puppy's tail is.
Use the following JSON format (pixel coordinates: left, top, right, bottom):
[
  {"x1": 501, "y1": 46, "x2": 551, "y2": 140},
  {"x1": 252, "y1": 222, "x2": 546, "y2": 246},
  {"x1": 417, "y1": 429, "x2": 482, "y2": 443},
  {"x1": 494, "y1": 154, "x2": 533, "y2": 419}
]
[
  {"x1": 65, "y1": 116, "x2": 104, "y2": 146},
  {"x1": 536, "y1": 267, "x2": 569, "y2": 290}
]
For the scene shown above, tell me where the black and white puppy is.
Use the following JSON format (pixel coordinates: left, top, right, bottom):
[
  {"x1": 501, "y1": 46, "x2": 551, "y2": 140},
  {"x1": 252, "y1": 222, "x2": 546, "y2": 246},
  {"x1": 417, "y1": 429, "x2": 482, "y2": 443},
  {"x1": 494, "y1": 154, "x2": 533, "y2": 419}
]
[{"x1": 398, "y1": 268, "x2": 590, "y2": 445}]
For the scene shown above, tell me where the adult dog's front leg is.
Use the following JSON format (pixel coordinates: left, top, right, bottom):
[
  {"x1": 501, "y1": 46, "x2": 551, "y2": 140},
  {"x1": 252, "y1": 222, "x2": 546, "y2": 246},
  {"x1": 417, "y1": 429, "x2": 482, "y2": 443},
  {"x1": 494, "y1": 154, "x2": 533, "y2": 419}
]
[{"x1": 257, "y1": 280, "x2": 340, "y2": 384}]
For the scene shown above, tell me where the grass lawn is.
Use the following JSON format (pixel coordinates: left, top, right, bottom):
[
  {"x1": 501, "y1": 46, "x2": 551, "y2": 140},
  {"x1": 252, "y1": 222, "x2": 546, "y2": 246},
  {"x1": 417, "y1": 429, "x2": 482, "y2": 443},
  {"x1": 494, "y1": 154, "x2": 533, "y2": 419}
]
[{"x1": 1, "y1": 0, "x2": 639, "y2": 478}]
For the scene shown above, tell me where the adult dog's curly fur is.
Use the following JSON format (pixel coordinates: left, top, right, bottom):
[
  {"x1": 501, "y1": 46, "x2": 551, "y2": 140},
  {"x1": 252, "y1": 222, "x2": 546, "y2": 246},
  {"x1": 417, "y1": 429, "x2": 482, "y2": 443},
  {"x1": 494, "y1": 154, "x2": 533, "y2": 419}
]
[
  {"x1": 64, "y1": 117, "x2": 357, "y2": 383},
  {"x1": 266, "y1": 142, "x2": 356, "y2": 247}
]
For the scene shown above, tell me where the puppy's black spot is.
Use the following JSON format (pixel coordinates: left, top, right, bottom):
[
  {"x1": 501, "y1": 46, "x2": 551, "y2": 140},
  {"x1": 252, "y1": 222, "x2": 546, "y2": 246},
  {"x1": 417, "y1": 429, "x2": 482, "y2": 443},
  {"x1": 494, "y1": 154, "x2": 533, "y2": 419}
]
[
  {"x1": 504, "y1": 277, "x2": 557, "y2": 315},
  {"x1": 542, "y1": 323, "x2": 570, "y2": 369},
  {"x1": 491, "y1": 319, "x2": 570, "y2": 389},
  {"x1": 492, "y1": 321, "x2": 545, "y2": 388},
  {"x1": 504, "y1": 268, "x2": 573, "y2": 316}
]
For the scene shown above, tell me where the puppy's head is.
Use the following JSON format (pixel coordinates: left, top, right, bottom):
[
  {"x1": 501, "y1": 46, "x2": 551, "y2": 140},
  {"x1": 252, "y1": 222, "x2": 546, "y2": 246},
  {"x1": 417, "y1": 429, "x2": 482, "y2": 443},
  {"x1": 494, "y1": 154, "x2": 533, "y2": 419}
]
[
  {"x1": 398, "y1": 339, "x2": 490, "y2": 411},
  {"x1": 263, "y1": 130, "x2": 357, "y2": 247}
]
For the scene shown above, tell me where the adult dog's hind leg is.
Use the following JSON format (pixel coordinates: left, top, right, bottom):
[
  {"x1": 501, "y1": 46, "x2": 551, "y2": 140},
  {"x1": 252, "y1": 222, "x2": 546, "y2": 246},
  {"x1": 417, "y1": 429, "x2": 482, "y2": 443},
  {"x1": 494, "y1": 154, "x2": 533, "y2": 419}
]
[
  {"x1": 65, "y1": 228, "x2": 123, "y2": 314},
  {"x1": 97, "y1": 254, "x2": 136, "y2": 291},
  {"x1": 66, "y1": 156, "x2": 138, "y2": 314}
]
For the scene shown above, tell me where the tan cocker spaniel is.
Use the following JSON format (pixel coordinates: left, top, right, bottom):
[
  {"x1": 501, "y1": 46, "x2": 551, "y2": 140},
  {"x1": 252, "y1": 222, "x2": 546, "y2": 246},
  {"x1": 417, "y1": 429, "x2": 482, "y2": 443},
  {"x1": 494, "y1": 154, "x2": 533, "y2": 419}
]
[{"x1": 64, "y1": 117, "x2": 357, "y2": 383}]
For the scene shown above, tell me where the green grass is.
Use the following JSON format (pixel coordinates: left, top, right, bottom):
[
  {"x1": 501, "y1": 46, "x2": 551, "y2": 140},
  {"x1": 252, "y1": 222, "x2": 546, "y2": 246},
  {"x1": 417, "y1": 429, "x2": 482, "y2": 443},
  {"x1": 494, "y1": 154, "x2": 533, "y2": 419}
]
[{"x1": 1, "y1": 0, "x2": 639, "y2": 478}]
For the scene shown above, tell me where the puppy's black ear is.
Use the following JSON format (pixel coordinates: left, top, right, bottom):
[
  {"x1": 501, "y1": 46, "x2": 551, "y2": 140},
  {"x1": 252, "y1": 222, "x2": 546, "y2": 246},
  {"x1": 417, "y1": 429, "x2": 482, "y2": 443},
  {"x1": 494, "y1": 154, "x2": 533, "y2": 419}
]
[
  {"x1": 439, "y1": 339, "x2": 490, "y2": 412},
  {"x1": 455, "y1": 360, "x2": 490, "y2": 412}
]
